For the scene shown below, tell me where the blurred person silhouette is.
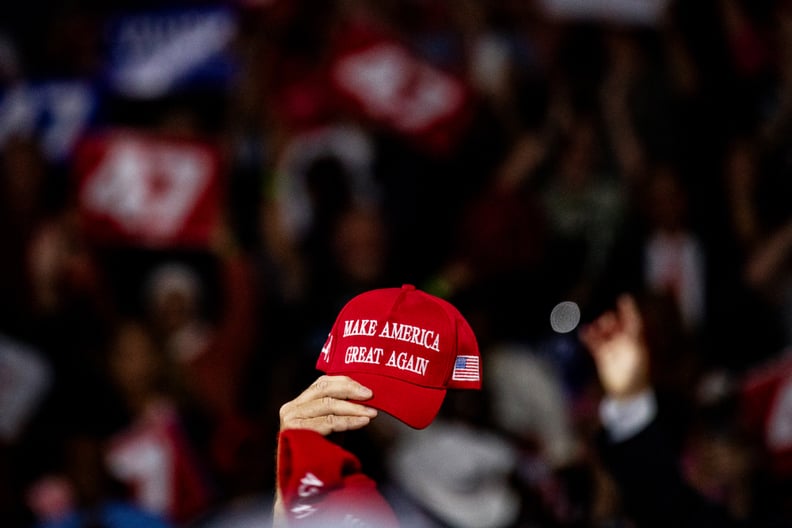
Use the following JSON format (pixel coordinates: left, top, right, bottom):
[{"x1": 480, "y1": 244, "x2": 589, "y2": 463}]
[
  {"x1": 103, "y1": 319, "x2": 214, "y2": 526},
  {"x1": 262, "y1": 0, "x2": 342, "y2": 135},
  {"x1": 302, "y1": 203, "x2": 393, "y2": 341},
  {"x1": 724, "y1": 135, "x2": 792, "y2": 366},
  {"x1": 720, "y1": 0, "x2": 792, "y2": 299},
  {"x1": 426, "y1": 156, "x2": 552, "y2": 344},
  {"x1": 724, "y1": 79, "x2": 792, "y2": 349},
  {"x1": 468, "y1": 21, "x2": 628, "y2": 300},
  {"x1": 260, "y1": 128, "x2": 383, "y2": 379},
  {"x1": 717, "y1": 1, "x2": 792, "y2": 369},
  {"x1": 580, "y1": 293, "x2": 790, "y2": 527},
  {"x1": 263, "y1": 124, "x2": 380, "y2": 304},
  {"x1": 714, "y1": 0, "x2": 776, "y2": 136},
  {"x1": 28, "y1": 434, "x2": 171, "y2": 528},
  {"x1": 297, "y1": 159, "x2": 381, "y2": 300},
  {"x1": 141, "y1": 223, "x2": 265, "y2": 498},
  {"x1": 538, "y1": 111, "x2": 628, "y2": 308},
  {"x1": 23, "y1": 203, "x2": 115, "y2": 415},
  {"x1": 638, "y1": 167, "x2": 706, "y2": 332},
  {"x1": 592, "y1": 164, "x2": 723, "y2": 377},
  {"x1": 744, "y1": 216, "x2": 792, "y2": 349},
  {"x1": 0, "y1": 140, "x2": 116, "y2": 527},
  {"x1": 751, "y1": 0, "x2": 792, "y2": 151},
  {"x1": 0, "y1": 135, "x2": 49, "y2": 335},
  {"x1": 598, "y1": 18, "x2": 707, "y2": 187}
]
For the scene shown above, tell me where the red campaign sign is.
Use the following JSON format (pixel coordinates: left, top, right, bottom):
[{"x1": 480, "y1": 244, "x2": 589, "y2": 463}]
[
  {"x1": 105, "y1": 402, "x2": 213, "y2": 524},
  {"x1": 74, "y1": 130, "x2": 223, "y2": 248},
  {"x1": 328, "y1": 21, "x2": 474, "y2": 155},
  {"x1": 740, "y1": 350, "x2": 792, "y2": 477}
]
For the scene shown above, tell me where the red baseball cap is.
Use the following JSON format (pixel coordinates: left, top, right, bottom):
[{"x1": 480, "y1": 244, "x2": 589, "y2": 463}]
[{"x1": 316, "y1": 284, "x2": 481, "y2": 429}]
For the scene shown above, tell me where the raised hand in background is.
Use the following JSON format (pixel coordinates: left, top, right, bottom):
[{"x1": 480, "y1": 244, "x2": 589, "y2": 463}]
[{"x1": 579, "y1": 294, "x2": 651, "y2": 400}]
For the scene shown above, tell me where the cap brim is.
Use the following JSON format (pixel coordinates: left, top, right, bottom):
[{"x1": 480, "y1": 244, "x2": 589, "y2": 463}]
[{"x1": 344, "y1": 371, "x2": 446, "y2": 429}]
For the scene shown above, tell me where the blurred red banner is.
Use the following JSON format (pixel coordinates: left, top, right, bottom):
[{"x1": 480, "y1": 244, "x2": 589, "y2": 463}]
[
  {"x1": 328, "y1": 20, "x2": 474, "y2": 155},
  {"x1": 740, "y1": 350, "x2": 792, "y2": 477},
  {"x1": 74, "y1": 129, "x2": 223, "y2": 249}
]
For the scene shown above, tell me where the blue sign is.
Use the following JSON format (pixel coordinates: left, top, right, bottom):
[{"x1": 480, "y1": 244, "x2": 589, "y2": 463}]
[{"x1": 104, "y1": 6, "x2": 238, "y2": 98}]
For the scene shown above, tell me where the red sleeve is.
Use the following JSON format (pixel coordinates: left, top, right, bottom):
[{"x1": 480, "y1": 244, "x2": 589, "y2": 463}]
[{"x1": 277, "y1": 430, "x2": 400, "y2": 527}]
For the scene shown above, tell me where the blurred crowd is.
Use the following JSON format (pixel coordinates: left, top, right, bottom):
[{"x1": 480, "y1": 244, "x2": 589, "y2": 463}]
[{"x1": 1, "y1": 0, "x2": 792, "y2": 526}]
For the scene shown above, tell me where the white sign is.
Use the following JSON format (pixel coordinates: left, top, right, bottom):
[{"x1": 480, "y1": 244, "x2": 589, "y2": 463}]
[{"x1": 0, "y1": 334, "x2": 52, "y2": 441}]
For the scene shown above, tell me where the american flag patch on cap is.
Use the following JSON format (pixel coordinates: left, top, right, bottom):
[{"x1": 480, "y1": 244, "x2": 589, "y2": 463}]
[{"x1": 452, "y1": 355, "x2": 480, "y2": 381}]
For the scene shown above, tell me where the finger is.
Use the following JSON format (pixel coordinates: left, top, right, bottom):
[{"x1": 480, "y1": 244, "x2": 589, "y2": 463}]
[
  {"x1": 280, "y1": 399, "x2": 378, "y2": 433},
  {"x1": 617, "y1": 294, "x2": 643, "y2": 336},
  {"x1": 280, "y1": 396, "x2": 378, "y2": 428},
  {"x1": 596, "y1": 311, "x2": 618, "y2": 336},
  {"x1": 283, "y1": 396, "x2": 378, "y2": 422},
  {"x1": 581, "y1": 311, "x2": 617, "y2": 350},
  {"x1": 291, "y1": 375, "x2": 373, "y2": 406},
  {"x1": 288, "y1": 415, "x2": 374, "y2": 436}
]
